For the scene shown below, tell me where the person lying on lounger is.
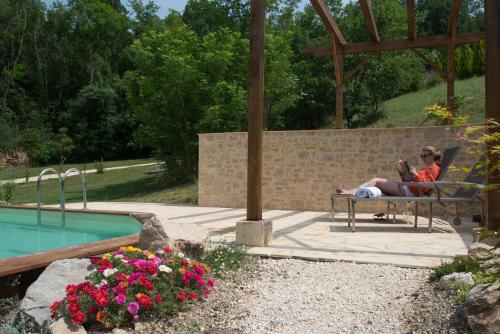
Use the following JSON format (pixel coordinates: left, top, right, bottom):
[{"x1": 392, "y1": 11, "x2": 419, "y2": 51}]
[{"x1": 336, "y1": 146, "x2": 441, "y2": 197}]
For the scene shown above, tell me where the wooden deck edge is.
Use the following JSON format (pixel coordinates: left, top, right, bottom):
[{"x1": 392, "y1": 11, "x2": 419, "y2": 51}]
[{"x1": 0, "y1": 234, "x2": 139, "y2": 278}]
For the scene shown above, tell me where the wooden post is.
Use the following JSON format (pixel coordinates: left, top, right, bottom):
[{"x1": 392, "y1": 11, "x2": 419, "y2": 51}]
[
  {"x1": 335, "y1": 51, "x2": 343, "y2": 129},
  {"x1": 246, "y1": 0, "x2": 265, "y2": 221},
  {"x1": 447, "y1": 44, "x2": 455, "y2": 117},
  {"x1": 485, "y1": 0, "x2": 500, "y2": 229}
]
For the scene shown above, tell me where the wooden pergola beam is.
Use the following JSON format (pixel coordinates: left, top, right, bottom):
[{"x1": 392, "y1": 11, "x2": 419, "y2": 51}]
[
  {"x1": 411, "y1": 49, "x2": 447, "y2": 80},
  {"x1": 303, "y1": 31, "x2": 484, "y2": 56},
  {"x1": 360, "y1": 0, "x2": 380, "y2": 42},
  {"x1": 310, "y1": 0, "x2": 347, "y2": 45},
  {"x1": 485, "y1": 0, "x2": 500, "y2": 229},
  {"x1": 407, "y1": 0, "x2": 416, "y2": 40},
  {"x1": 344, "y1": 53, "x2": 373, "y2": 83},
  {"x1": 448, "y1": 0, "x2": 462, "y2": 37}
]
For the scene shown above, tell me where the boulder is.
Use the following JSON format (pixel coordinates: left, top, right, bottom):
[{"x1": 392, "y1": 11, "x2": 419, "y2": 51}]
[
  {"x1": 49, "y1": 318, "x2": 87, "y2": 334},
  {"x1": 135, "y1": 213, "x2": 208, "y2": 257},
  {"x1": 466, "y1": 283, "x2": 500, "y2": 334},
  {"x1": 437, "y1": 272, "x2": 474, "y2": 290},
  {"x1": 16, "y1": 259, "x2": 94, "y2": 332},
  {"x1": 468, "y1": 243, "x2": 494, "y2": 260}
]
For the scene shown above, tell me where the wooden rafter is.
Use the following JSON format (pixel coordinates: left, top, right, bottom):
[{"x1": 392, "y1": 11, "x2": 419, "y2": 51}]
[
  {"x1": 344, "y1": 53, "x2": 373, "y2": 83},
  {"x1": 360, "y1": 0, "x2": 380, "y2": 42},
  {"x1": 303, "y1": 31, "x2": 484, "y2": 56},
  {"x1": 411, "y1": 49, "x2": 446, "y2": 80},
  {"x1": 407, "y1": 0, "x2": 416, "y2": 40},
  {"x1": 448, "y1": 0, "x2": 462, "y2": 38},
  {"x1": 310, "y1": 0, "x2": 347, "y2": 45}
]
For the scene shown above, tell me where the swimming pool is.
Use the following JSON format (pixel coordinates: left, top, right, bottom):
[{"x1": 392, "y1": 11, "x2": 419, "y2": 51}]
[{"x1": 0, "y1": 207, "x2": 142, "y2": 260}]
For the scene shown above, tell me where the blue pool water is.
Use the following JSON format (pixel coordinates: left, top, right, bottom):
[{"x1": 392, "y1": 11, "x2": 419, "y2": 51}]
[{"x1": 0, "y1": 207, "x2": 142, "y2": 259}]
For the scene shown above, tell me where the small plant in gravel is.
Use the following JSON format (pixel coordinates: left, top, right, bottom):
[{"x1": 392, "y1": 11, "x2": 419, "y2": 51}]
[
  {"x1": 202, "y1": 244, "x2": 247, "y2": 275},
  {"x1": 473, "y1": 271, "x2": 500, "y2": 284},
  {"x1": 450, "y1": 281, "x2": 471, "y2": 301},
  {"x1": 0, "y1": 298, "x2": 14, "y2": 317},
  {"x1": 431, "y1": 256, "x2": 481, "y2": 281},
  {"x1": 50, "y1": 246, "x2": 215, "y2": 329}
]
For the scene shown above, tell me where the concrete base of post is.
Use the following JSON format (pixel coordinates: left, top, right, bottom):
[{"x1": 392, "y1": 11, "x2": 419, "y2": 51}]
[{"x1": 235, "y1": 219, "x2": 273, "y2": 246}]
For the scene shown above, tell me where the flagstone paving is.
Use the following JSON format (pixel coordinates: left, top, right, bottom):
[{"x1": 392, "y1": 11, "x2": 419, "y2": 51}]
[{"x1": 59, "y1": 202, "x2": 475, "y2": 268}]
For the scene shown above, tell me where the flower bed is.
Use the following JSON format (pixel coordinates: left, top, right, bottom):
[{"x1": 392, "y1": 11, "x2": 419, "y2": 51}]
[{"x1": 50, "y1": 246, "x2": 215, "y2": 329}]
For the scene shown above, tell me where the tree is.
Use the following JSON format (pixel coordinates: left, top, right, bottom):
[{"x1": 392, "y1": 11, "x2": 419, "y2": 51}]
[{"x1": 55, "y1": 127, "x2": 75, "y2": 169}]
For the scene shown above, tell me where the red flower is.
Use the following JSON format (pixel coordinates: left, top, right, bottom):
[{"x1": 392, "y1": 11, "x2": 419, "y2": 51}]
[
  {"x1": 71, "y1": 310, "x2": 86, "y2": 325},
  {"x1": 203, "y1": 290, "x2": 210, "y2": 297},
  {"x1": 188, "y1": 291, "x2": 199, "y2": 300},
  {"x1": 194, "y1": 266, "x2": 204, "y2": 276},
  {"x1": 77, "y1": 282, "x2": 93, "y2": 295},
  {"x1": 89, "y1": 257, "x2": 101, "y2": 265},
  {"x1": 177, "y1": 290, "x2": 187, "y2": 302},
  {"x1": 66, "y1": 295, "x2": 79, "y2": 304},
  {"x1": 207, "y1": 278, "x2": 215, "y2": 288},
  {"x1": 145, "y1": 265, "x2": 157, "y2": 275},
  {"x1": 50, "y1": 300, "x2": 61, "y2": 313},
  {"x1": 163, "y1": 247, "x2": 173, "y2": 253},
  {"x1": 136, "y1": 293, "x2": 152, "y2": 308},
  {"x1": 65, "y1": 285, "x2": 77, "y2": 295},
  {"x1": 182, "y1": 259, "x2": 190, "y2": 267},
  {"x1": 115, "y1": 273, "x2": 126, "y2": 281},
  {"x1": 93, "y1": 291, "x2": 109, "y2": 307},
  {"x1": 155, "y1": 295, "x2": 163, "y2": 304},
  {"x1": 67, "y1": 303, "x2": 80, "y2": 314},
  {"x1": 139, "y1": 277, "x2": 154, "y2": 291}
]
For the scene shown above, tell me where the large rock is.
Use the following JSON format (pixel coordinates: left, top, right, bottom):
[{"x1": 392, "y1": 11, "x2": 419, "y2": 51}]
[
  {"x1": 16, "y1": 259, "x2": 93, "y2": 332},
  {"x1": 466, "y1": 283, "x2": 500, "y2": 334},
  {"x1": 135, "y1": 213, "x2": 208, "y2": 257},
  {"x1": 468, "y1": 243, "x2": 494, "y2": 260},
  {"x1": 437, "y1": 272, "x2": 474, "y2": 290},
  {"x1": 49, "y1": 318, "x2": 87, "y2": 334}
]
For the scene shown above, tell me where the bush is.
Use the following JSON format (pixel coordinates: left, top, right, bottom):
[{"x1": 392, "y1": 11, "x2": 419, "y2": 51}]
[
  {"x1": 94, "y1": 160, "x2": 105, "y2": 174},
  {"x1": 202, "y1": 244, "x2": 248, "y2": 275},
  {"x1": 0, "y1": 183, "x2": 16, "y2": 203},
  {"x1": 451, "y1": 281, "x2": 471, "y2": 301},
  {"x1": 430, "y1": 256, "x2": 481, "y2": 281},
  {"x1": 50, "y1": 246, "x2": 215, "y2": 329},
  {"x1": 473, "y1": 271, "x2": 499, "y2": 284},
  {"x1": 0, "y1": 298, "x2": 14, "y2": 316}
]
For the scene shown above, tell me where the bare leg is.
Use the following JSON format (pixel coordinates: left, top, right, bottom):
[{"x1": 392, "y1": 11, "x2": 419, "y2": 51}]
[
  {"x1": 375, "y1": 179, "x2": 403, "y2": 196},
  {"x1": 337, "y1": 178, "x2": 389, "y2": 195}
]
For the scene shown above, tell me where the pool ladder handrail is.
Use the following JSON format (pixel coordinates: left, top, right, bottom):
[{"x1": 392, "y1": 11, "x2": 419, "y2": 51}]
[
  {"x1": 36, "y1": 168, "x2": 65, "y2": 226},
  {"x1": 62, "y1": 168, "x2": 87, "y2": 210}
]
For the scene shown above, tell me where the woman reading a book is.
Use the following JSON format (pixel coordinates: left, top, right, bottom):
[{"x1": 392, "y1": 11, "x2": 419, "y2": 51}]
[{"x1": 336, "y1": 146, "x2": 441, "y2": 197}]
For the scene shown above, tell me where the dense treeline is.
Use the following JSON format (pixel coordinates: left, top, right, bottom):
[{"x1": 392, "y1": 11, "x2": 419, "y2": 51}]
[{"x1": 0, "y1": 0, "x2": 484, "y2": 182}]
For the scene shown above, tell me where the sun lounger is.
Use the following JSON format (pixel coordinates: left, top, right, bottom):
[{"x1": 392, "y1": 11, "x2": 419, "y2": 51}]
[
  {"x1": 330, "y1": 146, "x2": 461, "y2": 231},
  {"x1": 346, "y1": 160, "x2": 485, "y2": 233}
]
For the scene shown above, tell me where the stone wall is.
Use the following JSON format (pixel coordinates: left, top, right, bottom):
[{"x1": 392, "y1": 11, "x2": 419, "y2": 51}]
[{"x1": 198, "y1": 126, "x2": 481, "y2": 213}]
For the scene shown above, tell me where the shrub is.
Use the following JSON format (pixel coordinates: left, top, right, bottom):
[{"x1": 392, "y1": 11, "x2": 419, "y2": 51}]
[
  {"x1": 94, "y1": 159, "x2": 105, "y2": 174},
  {"x1": 473, "y1": 271, "x2": 499, "y2": 284},
  {"x1": 50, "y1": 246, "x2": 215, "y2": 329},
  {"x1": 0, "y1": 183, "x2": 16, "y2": 203},
  {"x1": 0, "y1": 298, "x2": 14, "y2": 316},
  {"x1": 202, "y1": 244, "x2": 248, "y2": 276},
  {"x1": 430, "y1": 256, "x2": 481, "y2": 281}
]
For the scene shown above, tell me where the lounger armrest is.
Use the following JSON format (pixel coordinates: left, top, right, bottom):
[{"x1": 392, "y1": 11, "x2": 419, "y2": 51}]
[{"x1": 432, "y1": 181, "x2": 486, "y2": 190}]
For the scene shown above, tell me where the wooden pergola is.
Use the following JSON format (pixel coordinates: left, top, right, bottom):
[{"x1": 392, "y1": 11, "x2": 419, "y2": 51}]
[
  {"x1": 246, "y1": 0, "x2": 500, "y2": 230},
  {"x1": 305, "y1": 0, "x2": 484, "y2": 128}
]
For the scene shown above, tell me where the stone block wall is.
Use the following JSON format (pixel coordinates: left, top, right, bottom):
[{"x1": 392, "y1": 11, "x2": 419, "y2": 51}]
[{"x1": 198, "y1": 126, "x2": 481, "y2": 213}]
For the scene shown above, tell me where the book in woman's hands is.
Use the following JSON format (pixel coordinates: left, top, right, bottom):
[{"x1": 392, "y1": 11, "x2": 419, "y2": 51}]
[{"x1": 399, "y1": 161, "x2": 413, "y2": 182}]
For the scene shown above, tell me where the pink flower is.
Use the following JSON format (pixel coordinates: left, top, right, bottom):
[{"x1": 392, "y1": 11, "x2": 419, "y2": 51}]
[
  {"x1": 194, "y1": 266, "x2": 204, "y2": 276},
  {"x1": 133, "y1": 314, "x2": 139, "y2": 322},
  {"x1": 182, "y1": 276, "x2": 190, "y2": 285},
  {"x1": 184, "y1": 270, "x2": 193, "y2": 279},
  {"x1": 155, "y1": 295, "x2": 162, "y2": 304},
  {"x1": 115, "y1": 294, "x2": 126, "y2": 305},
  {"x1": 203, "y1": 290, "x2": 210, "y2": 297},
  {"x1": 127, "y1": 301, "x2": 140, "y2": 315},
  {"x1": 207, "y1": 278, "x2": 215, "y2": 288}
]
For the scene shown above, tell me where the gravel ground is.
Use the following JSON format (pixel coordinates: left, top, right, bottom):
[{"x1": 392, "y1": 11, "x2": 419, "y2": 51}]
[{"x1": 136, "y1": 258, "x2": 470, "y2": 334}]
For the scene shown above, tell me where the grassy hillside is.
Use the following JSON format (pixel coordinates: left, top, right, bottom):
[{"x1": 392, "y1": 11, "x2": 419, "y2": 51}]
[{"x1": 372, "y1": 76, "x2": 485, "y2": 128}]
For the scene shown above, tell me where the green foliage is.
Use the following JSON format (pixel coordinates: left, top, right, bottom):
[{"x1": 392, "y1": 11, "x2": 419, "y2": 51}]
[
  {"x1": 0, "y1": 183, "x2": 16, "y2": 203},
  {"x1": 94, "y1": 159, "x2": 105, "y2": 174},
  {"x1": 473, "y1": 271, "x2": 500, "y2": 284},
  {"x1": 431, "y1": 256, "x2": 481, "y2": 281},
  {"x1": 202, "y1": 244, "x2": 248, "y2": 275},
  {"x1": 0, "y1": 298, "x2": 14, "y2": 316},
  {"x1": 478, "y1": 228, "x2": 500, "y2": 241},
  {"x1": 451, "y1": 281, "x2": 471, "y2": 301},
  {"x1": 55, "y1": 127, "x2": 75, "y2": 170}
]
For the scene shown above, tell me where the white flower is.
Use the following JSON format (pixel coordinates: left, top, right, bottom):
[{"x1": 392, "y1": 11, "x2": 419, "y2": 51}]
[
  {"x1": 103, "y1": 268, "x2": 118, "y2": 277},
  {"x1": 157, "y1": 249, "x2": 165, "y2": 255},
  {"x1": 177, "y1": 252, "x2": 185, "y2": 258},
  {"x1": 121, "y1": 259, "x2": 128, "y2": 264},
  {"x1": 96, "y1": 279, "x2": 108, "y2": 288},
  {"x1": 159, "y1": 265, "x2": 172, "y2": 273},
  {"x1": 185, "y1": 257, "x2": 191, "y2": 262},
  {"x1": 114, "y1": 254, "x2": 124, "y2": 259}
]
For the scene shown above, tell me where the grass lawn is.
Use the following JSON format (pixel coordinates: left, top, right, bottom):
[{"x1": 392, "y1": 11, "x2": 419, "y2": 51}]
[
  {"x1": 8, "y1": 165, "x2": 197, "y2": 205},
  {"x1": 373, "y1": 76, "x2": 485, "y2": 128},
  {"x1": 0, "y1": 158, "x2": 157, "y2": 181}
]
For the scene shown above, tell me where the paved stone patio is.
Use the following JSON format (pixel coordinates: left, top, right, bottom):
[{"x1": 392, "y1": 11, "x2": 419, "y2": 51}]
[{"x1": 63, "y1": 202, "x2": 476, "y2": 268}]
